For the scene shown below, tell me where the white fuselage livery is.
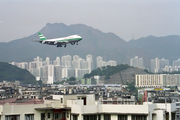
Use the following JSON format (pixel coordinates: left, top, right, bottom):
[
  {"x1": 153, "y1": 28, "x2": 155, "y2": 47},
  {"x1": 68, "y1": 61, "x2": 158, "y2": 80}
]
[{"x1": 35, "y1": 32, "x2": 82, "y2": 47}]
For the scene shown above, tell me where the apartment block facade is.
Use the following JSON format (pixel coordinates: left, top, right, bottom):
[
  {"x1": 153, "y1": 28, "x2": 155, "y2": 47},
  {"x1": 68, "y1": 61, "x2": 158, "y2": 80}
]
[{"x1": 135, "y1": 74, "x2": 180, "y2": 87}]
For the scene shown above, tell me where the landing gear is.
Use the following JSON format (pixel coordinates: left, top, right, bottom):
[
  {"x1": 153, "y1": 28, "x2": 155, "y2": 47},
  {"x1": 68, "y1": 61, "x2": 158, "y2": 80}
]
[
  {"x1": 76, "y1": 42, "x2": 78, "y2": 45},
  {"x1": 71, "y1": 42, "x2": 75, "y2": 45},
  {"x1": 56, "y1": 43, "x2": 62, "y2": 47},
  {"x1": 56, "y1": 43, "x2": 67, "y2": 48}
]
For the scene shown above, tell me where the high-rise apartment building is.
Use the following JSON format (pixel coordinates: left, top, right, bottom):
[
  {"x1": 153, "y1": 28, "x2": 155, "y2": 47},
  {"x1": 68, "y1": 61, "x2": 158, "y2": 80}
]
[
  {"x1": 61, "y1": 55, "x2": 71, "y2": 67},
  {"x1": 47, "y1": 65, "x2": 54, "y2": 84},
  {"x1": 107, "y1": 60, "x2": 117, "y2": 66},
  {"x1": 62, "y1": 67, "x2": 75, "y2": 78},
  {"x1": 96, "y1": 56, "x2": 103, "y2": 68},
  {"x1": 73, "y1": 55, "x2": 79, "y2": 61},
  {"x1": 96, "y1": 56, "x2": 116, "y2": 68},
  {"x1": 54, "y1": 65, "x2": 61, "y2": 82},
  {"x1": 53, "y1": 57, "x2": 60, "y2": 66},
  {"x1": 86, "y1": 54, "x2": 93, "y2": 72},
  {"x1": 163, "y1": 66, "x2": 180, "y2": 72},
  {"x1": 130, "y1": 56, "x2": 144, "y2": 69},
  {"x1": 45, "y1": 57, "x2": 51, "y2": 66},
  {"x1": 151, "y1": 58, "x2": 169, "y2": 73},
  {"x1": 172, "y1": 59, "x2": 180, "y2": 67},
  {"x1": 11, "y1": 62, "x2": 28, "y2": 69}
]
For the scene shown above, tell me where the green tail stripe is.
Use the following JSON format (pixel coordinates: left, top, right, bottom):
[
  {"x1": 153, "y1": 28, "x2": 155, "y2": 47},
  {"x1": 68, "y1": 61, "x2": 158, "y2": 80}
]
[
  {"x1": 40, "y1": 37, "x2": 46, "y2": 40},
  {"x1": 38, "y1": 32, "x2": 47, "y2": 41}
]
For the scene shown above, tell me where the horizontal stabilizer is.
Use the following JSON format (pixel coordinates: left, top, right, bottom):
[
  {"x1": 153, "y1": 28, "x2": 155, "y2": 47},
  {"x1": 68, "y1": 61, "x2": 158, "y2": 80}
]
[{"x1": 32, "y1": 39, "x2": 40, "y2": 42}]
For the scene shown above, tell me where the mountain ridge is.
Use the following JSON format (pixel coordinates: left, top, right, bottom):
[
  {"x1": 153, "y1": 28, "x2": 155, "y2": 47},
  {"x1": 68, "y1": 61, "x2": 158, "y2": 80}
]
[{"x1": 0, "y1": 23, "x2": 180, "y2": 69}]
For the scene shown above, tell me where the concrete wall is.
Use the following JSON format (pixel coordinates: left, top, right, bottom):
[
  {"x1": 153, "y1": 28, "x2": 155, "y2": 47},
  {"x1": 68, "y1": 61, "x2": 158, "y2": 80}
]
[
  {"x1": 1, "y1": 103, "x2": 47, "y2": 120},
  {"x1": 98, "y1": 104, "x2": 149, "y2": 114},
  {"x1": 153, "y1": 110, "x2": 165, "y2": 120}
]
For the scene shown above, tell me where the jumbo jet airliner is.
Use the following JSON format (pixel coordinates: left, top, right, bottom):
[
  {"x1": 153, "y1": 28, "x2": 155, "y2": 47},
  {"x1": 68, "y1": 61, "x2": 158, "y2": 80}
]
[{"x1": 33, "y1": 32, "x2": 82, "y2": 47}]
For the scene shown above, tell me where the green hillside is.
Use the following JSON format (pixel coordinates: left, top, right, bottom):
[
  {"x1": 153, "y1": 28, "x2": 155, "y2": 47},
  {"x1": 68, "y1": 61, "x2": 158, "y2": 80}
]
[
  {"x1": 85, "y1": 64, "x2": 148, "y2": 85},
  {"x1": 104, "y1": 67, "x2": 148, "y2": 84},
  {"x1": 0, "y1": 62, "x2": 36, "y2": 84}
]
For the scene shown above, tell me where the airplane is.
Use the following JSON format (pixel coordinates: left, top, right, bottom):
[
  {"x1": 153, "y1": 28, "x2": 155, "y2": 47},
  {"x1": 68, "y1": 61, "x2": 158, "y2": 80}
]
[{"x1": 33, "y1": 32, "x2": 82, "y2": 47}]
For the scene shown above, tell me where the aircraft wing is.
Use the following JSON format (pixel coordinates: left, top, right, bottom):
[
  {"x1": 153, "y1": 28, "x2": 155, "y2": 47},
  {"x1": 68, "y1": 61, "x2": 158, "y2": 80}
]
[{"x1": 56, "y1": 40, "x2": 69, "y2": 44}]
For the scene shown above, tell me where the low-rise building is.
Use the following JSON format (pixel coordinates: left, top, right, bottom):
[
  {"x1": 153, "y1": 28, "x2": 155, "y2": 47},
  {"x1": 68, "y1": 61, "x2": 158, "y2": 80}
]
[{"x1": 0, "y1": 92, "x2": 178, "y2": 120}]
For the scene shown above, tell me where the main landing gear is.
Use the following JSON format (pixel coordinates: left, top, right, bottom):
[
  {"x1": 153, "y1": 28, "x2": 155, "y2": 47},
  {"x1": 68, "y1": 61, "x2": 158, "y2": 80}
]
[{"x1": 56, "y1": 43, "x2": 66, "y2": 48}]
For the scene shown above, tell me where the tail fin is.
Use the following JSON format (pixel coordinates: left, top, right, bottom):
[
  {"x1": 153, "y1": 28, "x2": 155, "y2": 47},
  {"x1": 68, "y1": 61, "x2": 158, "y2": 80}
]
[{"x1": 38, "y1": 32, "x2": 47, "y2": 41}]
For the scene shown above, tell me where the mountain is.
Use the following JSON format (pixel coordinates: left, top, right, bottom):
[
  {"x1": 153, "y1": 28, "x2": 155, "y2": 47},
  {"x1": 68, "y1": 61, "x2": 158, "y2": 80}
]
[
  {"x1": 128, "y1": 35, "x2": 180, "y2": 67},
  {"x1": 0, "y1": 62, "x2": 36, "y2": 84},
  {"x1": 0, "y1": 23, "x2": 180, "y2": 69},
  {"x1": 0, "y1": 23, "x2": 152, "y2": 66}
]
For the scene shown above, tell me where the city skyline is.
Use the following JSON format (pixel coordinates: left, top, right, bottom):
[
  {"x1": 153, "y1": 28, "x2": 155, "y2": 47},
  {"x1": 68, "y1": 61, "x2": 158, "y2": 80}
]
[
  {"x1": 11, "y1": 54, "x2": 117, "y2": 84},
  {"x1": 12, "y1": 55, "x2": 180, "y2": 74},
  {"x1": 10, "y1": 54, "x2": 180, "y2": 84}
]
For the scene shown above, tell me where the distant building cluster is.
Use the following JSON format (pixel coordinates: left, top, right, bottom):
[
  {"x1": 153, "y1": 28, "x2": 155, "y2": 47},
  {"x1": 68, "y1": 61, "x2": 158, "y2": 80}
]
[
  {"x1": 96, "y1": 56, "x2": 117, "y2": 68},
  {"x1": 11, "y1": 55, "x2": 117, "y2": 84},
  {"x1": 151, "y1": 57, "x2": 169, "y2": 73},
  {"x1": 130, "y1": 56, "x2": 180, "y2": 73}
]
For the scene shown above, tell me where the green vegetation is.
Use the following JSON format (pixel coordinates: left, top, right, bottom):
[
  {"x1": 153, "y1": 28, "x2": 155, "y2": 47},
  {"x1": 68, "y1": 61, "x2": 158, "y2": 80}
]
[
  {"x1": 83, "y1": 73, "x2": 91, "y2": 78},
  {"x1": 126, "y1": 82, "x2": 137, "y2": 92},
  {"x1": 67, "y1": 77, "x2": 76, "y2": 81},
  {"x1": 54, "y1": 80, "x2": 66, "y2": 85},
  {"x1": 0, "y1": 62, "x2": 36, "y2": 84},
  {"x1": 84, "y1": 64, "x2": 130, "y2": 79},
  {"x1": 126, "y1": 82, "x2": 138, "y2": 98}
]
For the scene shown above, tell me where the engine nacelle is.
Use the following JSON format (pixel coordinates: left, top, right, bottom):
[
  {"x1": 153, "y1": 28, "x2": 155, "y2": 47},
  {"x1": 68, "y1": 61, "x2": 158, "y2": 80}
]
[
  {"x1": 71, "y1": 42, "x2": 75, "y2": 45},
  {"x1": 42, "y1": 41, "x2": 46, "y2": 44}
]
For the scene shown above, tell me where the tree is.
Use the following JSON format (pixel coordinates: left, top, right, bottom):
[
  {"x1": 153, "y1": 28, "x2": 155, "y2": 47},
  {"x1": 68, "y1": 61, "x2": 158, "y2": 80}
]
[
  {"x1": 68, "y1": 77, "x2": 76, "y2": 81},
  {"x1": 59, "y1": 80, "x2": 66, "y2": 84},
  {"x1": 37, "y1": 80, "x2": 42, "y2": 86},
  {"x1": 84, "y1": 74, "x2": 91, "y2": 78},
  {"x1": 126, "y1": 82, "x2": 138, "y2": 95}
]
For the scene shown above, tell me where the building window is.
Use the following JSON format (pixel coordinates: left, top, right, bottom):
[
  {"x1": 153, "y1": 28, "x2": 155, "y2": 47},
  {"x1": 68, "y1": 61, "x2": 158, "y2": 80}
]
[
  {"x1": 118, "y1": 115, "x2": 127, "y2": 120},
  {"x1": 83, "y1": 115, "x2": 97, "y2": 120},
  {"x1": 5, "y1": 115, "x2": 20, "y2": 120},
  {"x1": 82, "y1": 97, "x2": 86, "y2": 105},
  {"x1": 53, "y1": 113, "x2": 62, "y2": 119},
  {"x1": 47, "y1": 113, "x2": 50, "y2": 119},
  {"x1": 67, "y1": 112, "x2": 69, "y2": 118},
  {"x1": 104, "y1": 114, "x2": 111, "y2": 120},
  {"x1": 61, "y1": 98, "x2": 63, "y2": 103},
  {"x1": 132, "y1": 115, "x2": 147, "y2": 120},
  {"x1": 41, "y1": 113, "x2": 45, "y2": 120},
  {"x1": 73, "y1": 115, "x2": 78, "y2": 120},
  {"x1": 25, "y1": 114, "x2": 34, "y2": 120},
  {"x1": 63, "y1": 112, "x2": 66, "y2": 118},
  {"x1": 98, "y1": 114, "x2": 101, "y2": 120}
]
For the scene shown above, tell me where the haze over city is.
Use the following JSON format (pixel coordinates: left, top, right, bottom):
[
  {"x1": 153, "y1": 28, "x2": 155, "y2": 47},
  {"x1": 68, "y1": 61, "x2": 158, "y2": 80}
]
[
  {"x1": 1, "y1": 1, "x2": 180, "y2": 119},
  {"x1": 0, "y1": 0, "x2": 180, "y2": 42}
]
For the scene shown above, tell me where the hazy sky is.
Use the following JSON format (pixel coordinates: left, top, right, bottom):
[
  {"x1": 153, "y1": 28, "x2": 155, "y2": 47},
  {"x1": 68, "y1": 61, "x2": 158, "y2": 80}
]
[{"x1": 0, "y1": 0, "x2": 180, "y2": 42}]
